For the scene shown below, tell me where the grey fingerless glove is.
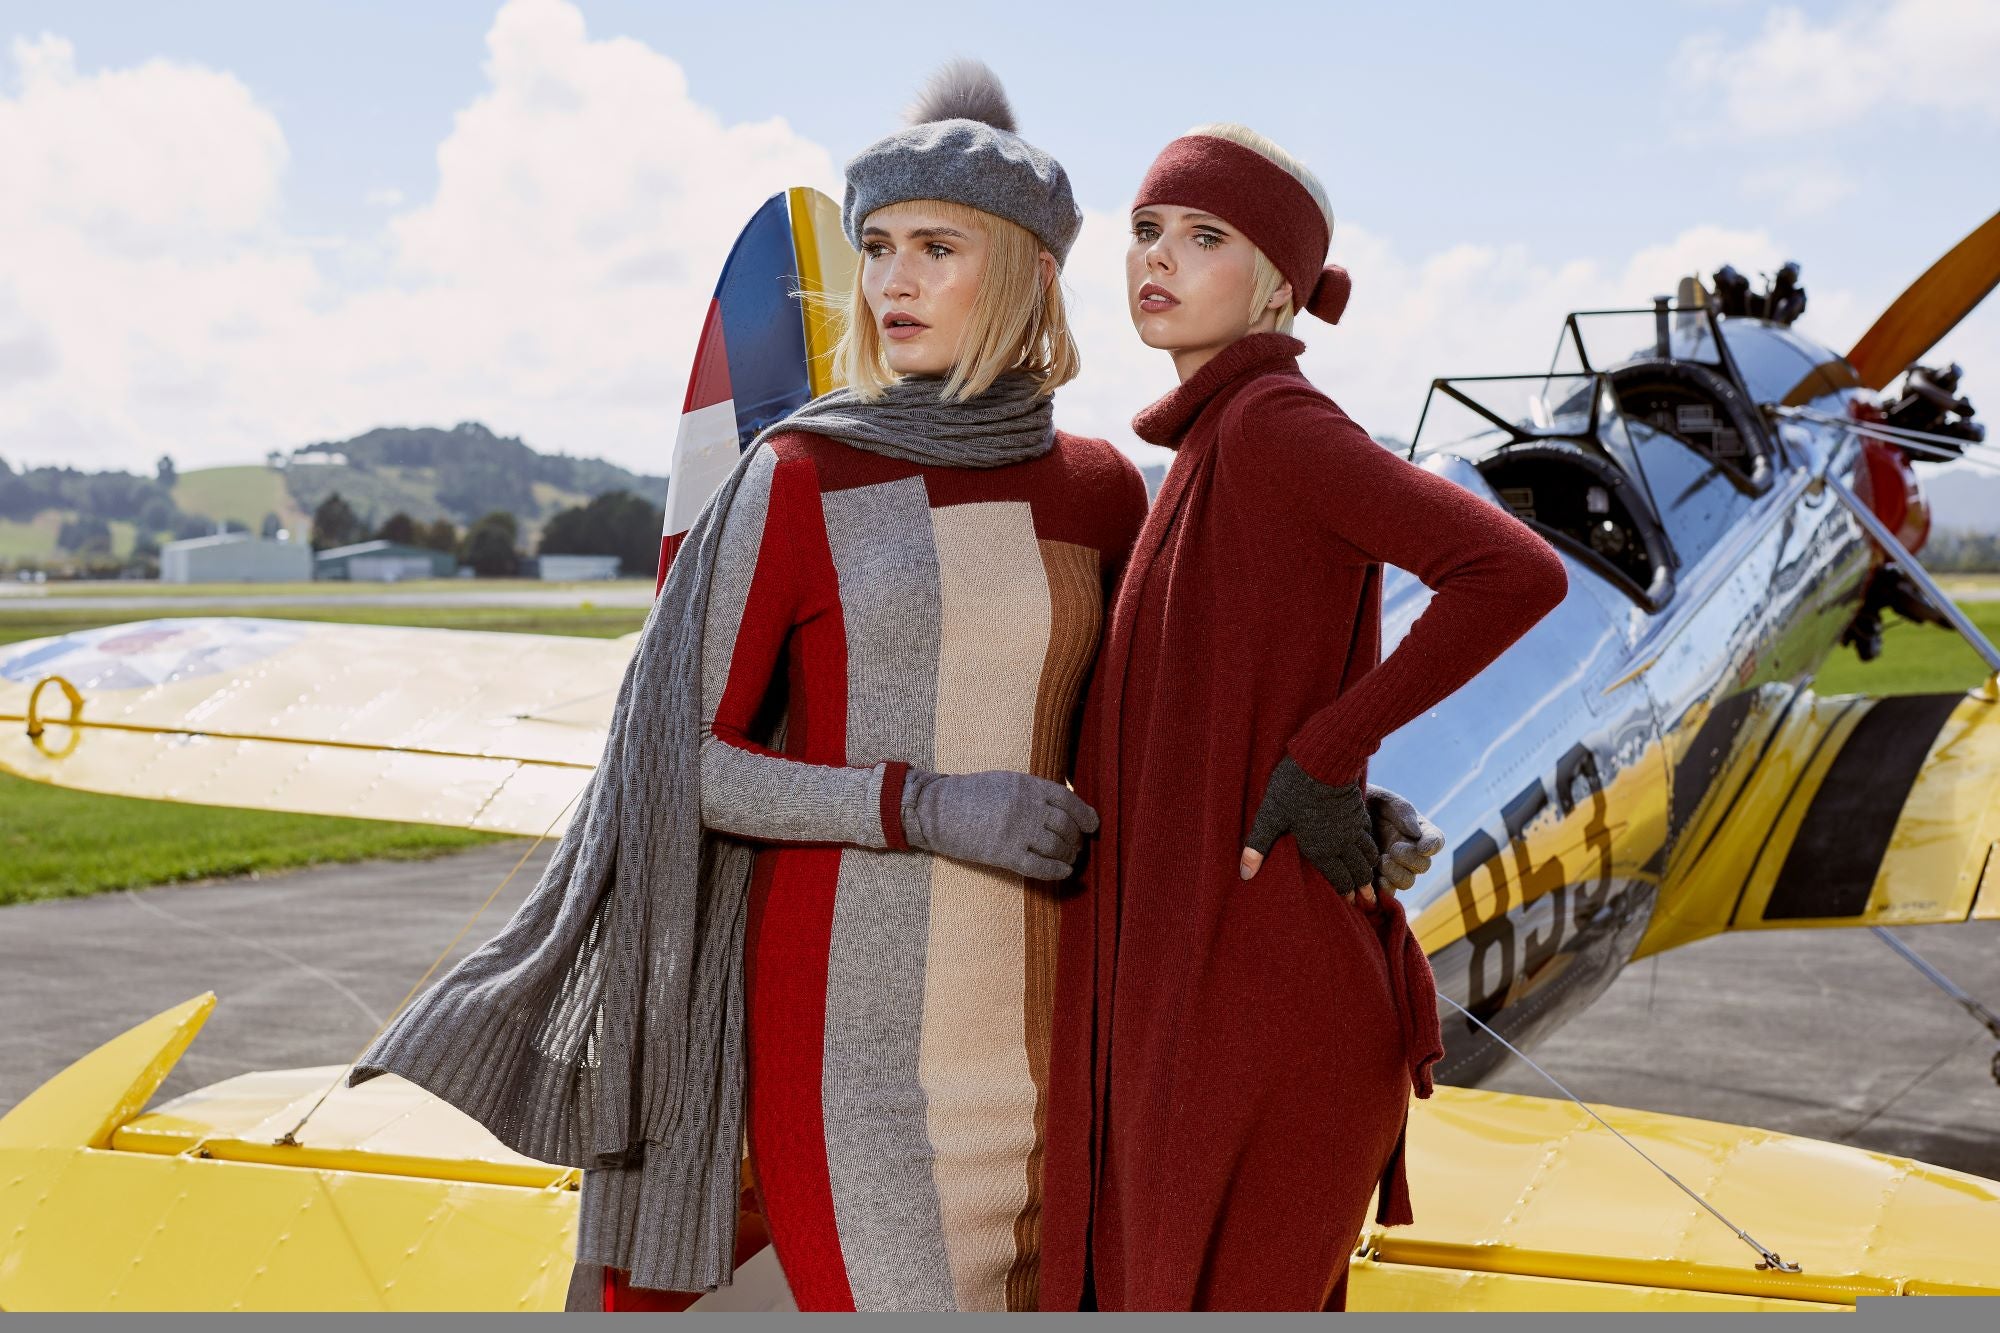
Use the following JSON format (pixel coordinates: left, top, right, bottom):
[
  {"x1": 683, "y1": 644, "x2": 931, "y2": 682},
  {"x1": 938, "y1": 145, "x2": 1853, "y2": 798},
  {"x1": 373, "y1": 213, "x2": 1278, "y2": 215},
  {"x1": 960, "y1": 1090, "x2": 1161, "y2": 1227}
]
[
  {"x1": 1366, "y1": 783, "x2": 1446, "y2": 892},
  {"x1": 1245, "y1": 755, "x2": 1380, "y2": 896},
  {"x1": 901, "y1": 768, "x2": 1100, "y2": 881}
]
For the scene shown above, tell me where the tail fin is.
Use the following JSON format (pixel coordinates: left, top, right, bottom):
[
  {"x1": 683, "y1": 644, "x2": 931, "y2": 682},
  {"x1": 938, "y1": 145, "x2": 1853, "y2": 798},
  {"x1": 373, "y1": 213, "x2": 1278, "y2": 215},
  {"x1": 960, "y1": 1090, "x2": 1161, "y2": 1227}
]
[{"x1": 657, "y1": 187, "x2": 853, "y2": 591}]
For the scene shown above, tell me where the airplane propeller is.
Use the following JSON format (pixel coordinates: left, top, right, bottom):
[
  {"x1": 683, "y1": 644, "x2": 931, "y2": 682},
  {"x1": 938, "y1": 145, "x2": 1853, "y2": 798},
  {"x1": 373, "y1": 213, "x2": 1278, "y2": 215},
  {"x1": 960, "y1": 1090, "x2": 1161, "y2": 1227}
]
[{"x1": 1847, "y1": 207, "x2": 2000, "y2": 391}]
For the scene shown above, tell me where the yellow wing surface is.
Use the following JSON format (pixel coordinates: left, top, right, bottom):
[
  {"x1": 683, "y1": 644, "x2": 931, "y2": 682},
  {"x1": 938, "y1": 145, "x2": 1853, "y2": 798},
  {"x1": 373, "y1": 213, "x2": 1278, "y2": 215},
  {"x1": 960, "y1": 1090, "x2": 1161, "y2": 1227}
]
[
  {"x1": 1641, "y1": 681, "x2": 2000, "y2": 956},
  {"x1": 3, "y1": 999, "x2": 1995, "y2": 1311},
  {"x1": 0, "y1": 618, "x2": 626, "y2": 836}
]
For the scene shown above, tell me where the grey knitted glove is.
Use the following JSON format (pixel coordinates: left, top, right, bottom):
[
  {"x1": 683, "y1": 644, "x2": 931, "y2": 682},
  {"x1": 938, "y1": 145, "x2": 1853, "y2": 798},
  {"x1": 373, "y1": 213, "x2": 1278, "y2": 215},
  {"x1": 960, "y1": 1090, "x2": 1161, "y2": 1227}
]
[
  {"x1": 1242, "y1": 755, "x2": 1379, "y2": 895},
  {"x1": 1367, "y1": 783, "x2": 1446, "y2": 894},
  {"x1": 901, "y1": 769, "x2": 1099, "y2": 881}
]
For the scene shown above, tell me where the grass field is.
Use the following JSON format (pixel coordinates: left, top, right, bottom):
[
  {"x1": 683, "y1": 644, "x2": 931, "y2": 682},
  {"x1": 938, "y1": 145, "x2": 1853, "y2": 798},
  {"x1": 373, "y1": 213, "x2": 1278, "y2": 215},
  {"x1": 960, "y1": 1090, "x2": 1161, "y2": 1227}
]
[
  {"x1": 0, "y1": 601, "x2": 648, "y2": 651},
  {"x1": 1, "y1": 581, "x2": 1993, "y2": 908},
  {"x1": 0, "y1": 577, "x2": 640, "y2": 599},
  {"x1": 1811, "y1": 600, "x2": 2000, "y2": 696},
  {"x1": 0, "y1": 778, "x2": 500, "y2": 906}
]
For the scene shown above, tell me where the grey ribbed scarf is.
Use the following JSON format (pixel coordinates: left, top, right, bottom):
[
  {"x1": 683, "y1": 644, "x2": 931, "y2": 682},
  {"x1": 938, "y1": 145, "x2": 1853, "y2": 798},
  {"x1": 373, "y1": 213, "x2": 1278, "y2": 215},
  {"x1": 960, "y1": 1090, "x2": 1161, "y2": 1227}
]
[{"x1": 349, "y1": 372, "x2": 1053, "y2": 1294}]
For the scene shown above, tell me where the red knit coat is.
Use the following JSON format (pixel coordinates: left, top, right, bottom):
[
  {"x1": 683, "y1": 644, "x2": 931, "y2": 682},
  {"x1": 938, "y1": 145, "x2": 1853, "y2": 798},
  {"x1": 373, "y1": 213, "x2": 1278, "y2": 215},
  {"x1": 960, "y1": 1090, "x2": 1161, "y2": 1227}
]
[{"x1": 1039, "y1": 332, "x2": 1569, "y2": 1311}]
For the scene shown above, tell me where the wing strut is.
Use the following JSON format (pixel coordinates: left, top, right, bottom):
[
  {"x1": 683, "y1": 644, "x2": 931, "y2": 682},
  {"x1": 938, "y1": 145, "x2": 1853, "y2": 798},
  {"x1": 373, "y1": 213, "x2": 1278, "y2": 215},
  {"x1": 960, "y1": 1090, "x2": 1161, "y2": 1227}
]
[
  {"x1": 1776, "y1": 406, "x2": 2000, "y2": 676},
  {"x1": 1870, "y1": 927, "x2": 2000, "y2": 1087},
  {"x1": 1822, "y1": 478, "x2": 2000, "y2": 676}
]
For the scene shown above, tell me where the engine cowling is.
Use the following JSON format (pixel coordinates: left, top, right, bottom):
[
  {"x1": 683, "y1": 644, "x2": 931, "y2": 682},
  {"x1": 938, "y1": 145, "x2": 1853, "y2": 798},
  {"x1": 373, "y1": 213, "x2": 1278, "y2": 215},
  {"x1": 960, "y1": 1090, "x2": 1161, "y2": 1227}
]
[{"x1": 1849, "y1": 399, "x2": 1931, "y2": 555}]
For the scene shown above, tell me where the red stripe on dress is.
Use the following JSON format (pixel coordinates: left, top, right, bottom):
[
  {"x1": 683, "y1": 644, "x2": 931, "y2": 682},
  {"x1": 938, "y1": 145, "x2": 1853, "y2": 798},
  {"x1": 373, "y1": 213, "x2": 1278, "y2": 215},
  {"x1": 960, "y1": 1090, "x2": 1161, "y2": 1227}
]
[{"x1": 741, "y1": 465, "x2": 858, "y2": 1311}]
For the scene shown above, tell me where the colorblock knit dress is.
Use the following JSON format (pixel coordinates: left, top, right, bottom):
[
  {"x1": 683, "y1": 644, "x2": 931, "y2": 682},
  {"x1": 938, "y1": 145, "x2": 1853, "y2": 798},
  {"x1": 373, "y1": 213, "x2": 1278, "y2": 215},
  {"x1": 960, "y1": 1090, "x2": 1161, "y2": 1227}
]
[{"x1": 696, "y1": 427, "x2": 1146, "y2": 1312}]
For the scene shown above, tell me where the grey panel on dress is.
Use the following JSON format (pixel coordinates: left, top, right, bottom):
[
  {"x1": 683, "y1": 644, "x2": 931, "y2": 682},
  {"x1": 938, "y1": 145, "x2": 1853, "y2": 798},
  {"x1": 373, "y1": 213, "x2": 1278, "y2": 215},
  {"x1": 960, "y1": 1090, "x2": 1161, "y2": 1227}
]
[
  {"x1": 823, "y1": 477, "x2": 945, "y2": 769},
  {"x1": 816, "y1": 476, "x2": 955, "y2": 1309}
]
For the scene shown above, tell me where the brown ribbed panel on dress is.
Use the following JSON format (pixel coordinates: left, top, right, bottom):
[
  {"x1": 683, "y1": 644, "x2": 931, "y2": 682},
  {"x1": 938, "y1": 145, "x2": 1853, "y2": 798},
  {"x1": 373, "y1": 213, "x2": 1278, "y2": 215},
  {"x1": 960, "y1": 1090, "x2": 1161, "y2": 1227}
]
[{"x1": 1008, "y1": 538, "x2": 1104, "y2": 1311}]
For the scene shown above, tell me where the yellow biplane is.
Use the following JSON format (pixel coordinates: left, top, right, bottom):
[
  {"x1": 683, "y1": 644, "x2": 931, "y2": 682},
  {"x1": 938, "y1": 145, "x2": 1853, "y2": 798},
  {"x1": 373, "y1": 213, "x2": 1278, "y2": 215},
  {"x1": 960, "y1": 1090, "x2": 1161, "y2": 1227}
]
[{"x1": 3, "y1": 191, "x2": 2000, "y2": 1311}]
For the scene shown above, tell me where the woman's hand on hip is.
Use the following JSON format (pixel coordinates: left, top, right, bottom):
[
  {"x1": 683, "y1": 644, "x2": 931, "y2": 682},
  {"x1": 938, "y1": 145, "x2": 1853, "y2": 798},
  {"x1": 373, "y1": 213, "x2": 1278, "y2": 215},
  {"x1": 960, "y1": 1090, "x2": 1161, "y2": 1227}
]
[
  {"x1": 1240, "y1": 755, "x2": 1379, "y2": 899},
  {"x1": 902, "y1": 768, "x2": 1100, "y2": 881},
  {"x1": 1365, "y1": 783, "x2": 1446, "y2": 905}
]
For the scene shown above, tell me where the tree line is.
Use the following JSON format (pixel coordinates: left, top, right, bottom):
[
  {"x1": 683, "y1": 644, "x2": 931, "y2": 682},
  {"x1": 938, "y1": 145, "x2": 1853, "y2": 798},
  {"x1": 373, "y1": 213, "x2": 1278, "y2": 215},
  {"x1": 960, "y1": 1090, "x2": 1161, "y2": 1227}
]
[
  {"x1": 310, "y1": 487, "x2": 663, "y2": 578},
  {"x1": 1924, "y1": 529, "x2": 2000, "y2": 573}
]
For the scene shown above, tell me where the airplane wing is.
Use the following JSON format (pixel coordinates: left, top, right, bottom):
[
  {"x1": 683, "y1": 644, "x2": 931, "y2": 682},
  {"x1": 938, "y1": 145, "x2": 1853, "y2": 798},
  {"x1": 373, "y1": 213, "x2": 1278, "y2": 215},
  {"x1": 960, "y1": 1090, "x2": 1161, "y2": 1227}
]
[
  {"x1": 5, "y1": 996, "x2": 1997, "y2": 1310},
  {"x1": 1639, "y1": 680, "x2": 2000, "y2": 955},
  {"x1": 0, "y1": 618, "x2": 625, "y2": 836}
]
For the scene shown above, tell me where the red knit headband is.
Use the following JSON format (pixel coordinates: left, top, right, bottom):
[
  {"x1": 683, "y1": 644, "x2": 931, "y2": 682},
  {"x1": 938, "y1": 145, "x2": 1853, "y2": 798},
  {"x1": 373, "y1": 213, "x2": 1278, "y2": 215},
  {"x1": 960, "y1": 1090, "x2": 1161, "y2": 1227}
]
[{"x1": 1133, "y1": 134, "x2": 1350, "y2": 324}]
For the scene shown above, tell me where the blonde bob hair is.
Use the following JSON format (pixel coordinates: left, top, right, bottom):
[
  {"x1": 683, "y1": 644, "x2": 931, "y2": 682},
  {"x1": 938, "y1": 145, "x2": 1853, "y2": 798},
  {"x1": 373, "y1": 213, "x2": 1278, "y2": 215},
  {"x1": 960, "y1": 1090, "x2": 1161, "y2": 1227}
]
[
  {"x1": 830, "y1": 199, "x2": 1080, "y2": 402},
  {"x1": 1185, "y1": 122, "x2": 1336, "y2": 335}
]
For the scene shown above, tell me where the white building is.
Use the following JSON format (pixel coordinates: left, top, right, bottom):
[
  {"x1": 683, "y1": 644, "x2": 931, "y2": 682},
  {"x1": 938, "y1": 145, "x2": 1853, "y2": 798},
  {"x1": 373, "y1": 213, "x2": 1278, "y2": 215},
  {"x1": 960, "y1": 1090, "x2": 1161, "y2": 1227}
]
[
  {"x1": 536, "y1": 553, "x2": 622, "y2": 582},
  {"x1": 315, "y1": 540, "x2": 457, "y2": 582},
  {"x1": 160, "y1": 533, "x2": 314, "y2": 584}
]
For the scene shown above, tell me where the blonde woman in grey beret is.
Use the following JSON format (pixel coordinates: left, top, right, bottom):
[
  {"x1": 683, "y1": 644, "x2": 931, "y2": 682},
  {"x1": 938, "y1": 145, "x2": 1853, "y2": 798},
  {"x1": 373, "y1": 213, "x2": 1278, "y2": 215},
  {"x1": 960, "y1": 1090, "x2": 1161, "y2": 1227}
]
[{"x1": 351, "y1": 60, "x2": 1150, "y2": 1312}]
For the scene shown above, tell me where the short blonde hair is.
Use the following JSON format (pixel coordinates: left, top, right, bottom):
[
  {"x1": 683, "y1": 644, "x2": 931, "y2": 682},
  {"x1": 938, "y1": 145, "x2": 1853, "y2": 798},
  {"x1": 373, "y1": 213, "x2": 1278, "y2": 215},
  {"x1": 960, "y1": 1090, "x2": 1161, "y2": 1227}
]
[
  {"x1": 831, "y1": 199, "x2": 1080, "y2": 402},
  {"x1": 1186, "y1": 122, "x2": 1335, "y2": 334}
]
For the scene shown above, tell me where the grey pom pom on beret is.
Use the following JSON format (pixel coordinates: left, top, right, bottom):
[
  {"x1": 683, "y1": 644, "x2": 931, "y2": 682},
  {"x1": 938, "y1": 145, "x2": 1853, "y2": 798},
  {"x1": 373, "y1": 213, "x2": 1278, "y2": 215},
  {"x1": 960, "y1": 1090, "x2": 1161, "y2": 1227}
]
[{"x1": 842, "y1": 59, "x2": 1083, "y2": 267}]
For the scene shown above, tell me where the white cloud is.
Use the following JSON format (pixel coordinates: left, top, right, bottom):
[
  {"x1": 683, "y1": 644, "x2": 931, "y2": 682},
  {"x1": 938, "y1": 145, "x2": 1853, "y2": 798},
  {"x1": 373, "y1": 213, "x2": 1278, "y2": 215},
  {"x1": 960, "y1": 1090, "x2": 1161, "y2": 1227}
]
[
  {"x1": 1680, "y1": 0, "x2": 2000, "y2": 137},
  {"x1": 0, "y1": 0, "x2": 1884, "y2": 486},
  {"x1": 0, "y1": 0, "x2": 834, "y2": 474},
  {"x1": 0, "y1": 33, "x2": 286, "y2": 246}
]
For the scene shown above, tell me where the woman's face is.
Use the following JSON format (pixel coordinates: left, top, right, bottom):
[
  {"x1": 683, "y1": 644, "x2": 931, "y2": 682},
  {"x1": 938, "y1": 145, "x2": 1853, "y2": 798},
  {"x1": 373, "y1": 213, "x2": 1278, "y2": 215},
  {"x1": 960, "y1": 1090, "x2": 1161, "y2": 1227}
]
[
  {"x1": 1127, "y1": 204, "x2": 1288, "y2": 377},
  {"x1": 860, "y1": 203, "x2": 991, "y2": 379}
]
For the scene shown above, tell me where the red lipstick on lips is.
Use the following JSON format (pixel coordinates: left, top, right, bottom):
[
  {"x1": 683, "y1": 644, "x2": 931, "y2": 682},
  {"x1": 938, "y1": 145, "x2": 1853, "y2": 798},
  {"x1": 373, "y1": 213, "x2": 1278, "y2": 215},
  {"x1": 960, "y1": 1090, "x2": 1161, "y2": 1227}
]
[
  {"x1": 1137, "y1": 282, "x2": 1179, "y2": 313},
  {"x1": 883, "y1": 309, "x2": 929, "y2": 341}
]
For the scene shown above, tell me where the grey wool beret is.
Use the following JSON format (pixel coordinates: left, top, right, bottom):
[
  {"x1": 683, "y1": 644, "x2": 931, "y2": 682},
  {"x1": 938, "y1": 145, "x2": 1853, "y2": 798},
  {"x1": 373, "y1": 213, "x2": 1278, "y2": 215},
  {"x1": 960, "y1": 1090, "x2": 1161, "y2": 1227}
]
[{"x1": 842, "y1": 59, "x2": 1083, "y2": 267}]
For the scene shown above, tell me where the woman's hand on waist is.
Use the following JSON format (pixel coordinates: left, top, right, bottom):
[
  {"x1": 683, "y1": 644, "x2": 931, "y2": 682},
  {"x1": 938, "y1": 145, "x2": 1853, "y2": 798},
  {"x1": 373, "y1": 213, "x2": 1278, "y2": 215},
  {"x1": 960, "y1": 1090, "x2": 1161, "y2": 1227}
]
[{"x1": 902, "y1": 768, "x2": 1100, "y2": 881}]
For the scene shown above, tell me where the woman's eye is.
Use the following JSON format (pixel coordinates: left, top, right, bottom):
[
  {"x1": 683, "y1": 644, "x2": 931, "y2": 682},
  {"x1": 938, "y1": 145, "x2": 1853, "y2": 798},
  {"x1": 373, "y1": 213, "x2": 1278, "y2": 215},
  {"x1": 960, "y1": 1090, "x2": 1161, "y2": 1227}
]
[
  {"x1": 1194, "y1": 232, "x2": 1222, "y2": 250},
  {"x1": 862, "y1": 243, "x2": 887, "y2": 259},
  {"x1": 1132, "y1": 224, "x2": 1158, "y2": 241},
  {"x1": 926, "y1": 243, "x2": 952, "y2": 259}
]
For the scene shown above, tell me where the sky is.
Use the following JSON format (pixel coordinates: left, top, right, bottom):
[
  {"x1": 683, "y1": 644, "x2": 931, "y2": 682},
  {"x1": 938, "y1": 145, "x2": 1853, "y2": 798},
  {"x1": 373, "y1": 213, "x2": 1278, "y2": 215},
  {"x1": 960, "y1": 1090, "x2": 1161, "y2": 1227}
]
[{"x1": 2, "y1": 0, "x2": 1998, "y2": 480}]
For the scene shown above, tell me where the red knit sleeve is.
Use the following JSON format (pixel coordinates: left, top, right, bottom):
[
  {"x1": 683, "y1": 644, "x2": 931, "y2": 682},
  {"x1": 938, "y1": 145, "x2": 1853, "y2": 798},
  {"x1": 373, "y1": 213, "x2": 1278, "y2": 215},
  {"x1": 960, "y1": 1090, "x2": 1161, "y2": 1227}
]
[{"x1": 1233, "y1": 381, "x2": 1568, "y2": 786}]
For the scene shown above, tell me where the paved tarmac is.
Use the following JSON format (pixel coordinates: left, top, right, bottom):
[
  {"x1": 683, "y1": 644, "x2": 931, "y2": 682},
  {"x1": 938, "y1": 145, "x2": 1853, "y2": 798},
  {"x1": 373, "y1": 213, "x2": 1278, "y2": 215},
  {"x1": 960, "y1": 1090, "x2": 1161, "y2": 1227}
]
[
  {"x1": 0, "y1": 844, "x2": 557, "y2": 1112},
  {"x1": 2, "y1": 850, "x2": 1996, "y2": 1180}
]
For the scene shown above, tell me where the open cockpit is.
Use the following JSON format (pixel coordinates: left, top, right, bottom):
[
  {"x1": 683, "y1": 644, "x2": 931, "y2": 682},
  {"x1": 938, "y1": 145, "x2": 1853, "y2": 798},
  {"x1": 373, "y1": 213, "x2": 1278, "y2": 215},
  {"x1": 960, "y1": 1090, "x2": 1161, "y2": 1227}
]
[{"x1": 1406, "y1": 294, "x2": 1813, "y2": 611}]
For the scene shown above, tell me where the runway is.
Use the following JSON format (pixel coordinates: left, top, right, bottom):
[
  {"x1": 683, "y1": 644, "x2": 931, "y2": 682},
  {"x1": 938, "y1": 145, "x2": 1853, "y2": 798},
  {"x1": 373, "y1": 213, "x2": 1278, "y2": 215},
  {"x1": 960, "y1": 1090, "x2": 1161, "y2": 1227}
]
[{"x1": 2, "y1": 847, "x2": 1996, "y2": 1179}]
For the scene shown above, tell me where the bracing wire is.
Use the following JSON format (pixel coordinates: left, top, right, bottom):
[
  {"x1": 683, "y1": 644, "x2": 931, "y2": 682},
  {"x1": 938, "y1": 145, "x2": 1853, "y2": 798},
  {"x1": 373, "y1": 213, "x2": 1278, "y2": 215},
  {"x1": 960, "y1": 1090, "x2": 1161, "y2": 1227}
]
[
  {"x1": 1776, "y1": 407, "x2": 2000, "y2": 477},
  {"x1": 1437, "y1": 991, "x2": 1802, "y2": 1273},
  {"x1": 271, "y1": 780, "x2": 589, "y2": 1147}
]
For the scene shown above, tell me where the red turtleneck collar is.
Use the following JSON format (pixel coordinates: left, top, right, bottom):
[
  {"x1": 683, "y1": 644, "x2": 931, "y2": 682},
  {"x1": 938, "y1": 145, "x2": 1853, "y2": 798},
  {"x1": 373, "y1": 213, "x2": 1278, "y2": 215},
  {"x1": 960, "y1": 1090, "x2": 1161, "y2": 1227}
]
[{"x1": 1131, "y1": 332, "x2": 1306, "y2": 448}]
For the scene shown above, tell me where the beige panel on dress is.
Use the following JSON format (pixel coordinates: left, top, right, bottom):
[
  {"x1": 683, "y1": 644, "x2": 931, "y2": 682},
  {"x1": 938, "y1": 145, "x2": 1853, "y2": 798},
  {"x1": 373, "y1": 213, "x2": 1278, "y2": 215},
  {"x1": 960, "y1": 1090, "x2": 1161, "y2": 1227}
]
[{"x1": 918, "y1": 500, "x2": 1050, "y2": 1311}]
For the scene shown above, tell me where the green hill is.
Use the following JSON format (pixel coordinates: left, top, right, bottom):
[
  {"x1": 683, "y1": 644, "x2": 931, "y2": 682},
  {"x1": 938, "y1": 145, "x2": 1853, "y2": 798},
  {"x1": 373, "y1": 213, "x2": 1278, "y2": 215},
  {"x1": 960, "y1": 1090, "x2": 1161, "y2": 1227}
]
[
  {"x1": 1, "y1": 424, "x2": 666, "y2": 569},
  {"x1": 281, "y1": 422, "x2": 667, "y2": 540},
  {"x1": 173, "y1": 466, "x2": 313, "y2": 537},
  {"x1": 0, "y1": 512, "x2": 141, "y2": 560}
]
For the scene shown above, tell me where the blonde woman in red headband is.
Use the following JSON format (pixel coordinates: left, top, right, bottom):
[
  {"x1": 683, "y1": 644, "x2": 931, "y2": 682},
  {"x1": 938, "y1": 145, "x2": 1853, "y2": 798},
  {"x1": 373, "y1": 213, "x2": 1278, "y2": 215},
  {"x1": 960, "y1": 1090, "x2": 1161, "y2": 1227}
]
[{"x1": 1039, "y1": 124, "x2": 1571, "y2": 1311}]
